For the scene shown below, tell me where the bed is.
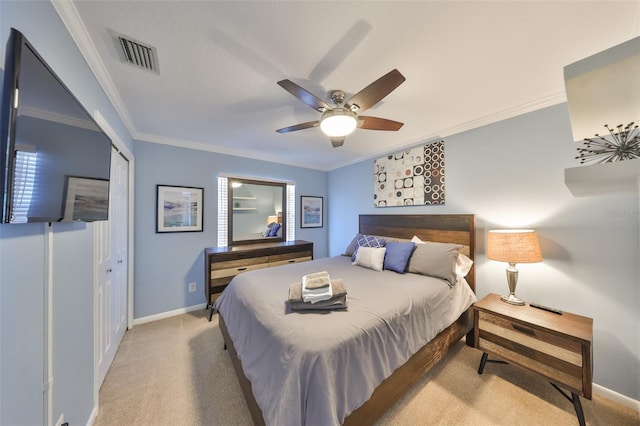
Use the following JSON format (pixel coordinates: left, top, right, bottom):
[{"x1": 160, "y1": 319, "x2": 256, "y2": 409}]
[{"x1": 214, "y1": 214, "x2": 476, "y2": 425}]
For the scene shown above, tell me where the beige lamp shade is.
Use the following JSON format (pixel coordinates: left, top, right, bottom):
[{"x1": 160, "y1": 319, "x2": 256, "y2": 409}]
[
  {"x1": 267, "y1": 215, "x2": 279, "y2": 225},
  {"x1": 487, "y1": 230, "x2": 542, "y2": 264}
]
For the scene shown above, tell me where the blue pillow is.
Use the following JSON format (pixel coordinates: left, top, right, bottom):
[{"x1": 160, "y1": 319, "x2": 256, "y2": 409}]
[
  {"x1": 351, "y1": 234, "x2": 386, "y2": 261},
  {"x1": 383, "y1": 241, "x2": 416, "y2": 273},
  {"x1": 268, "y1": 223, "x2": 281, "y2": 237}
]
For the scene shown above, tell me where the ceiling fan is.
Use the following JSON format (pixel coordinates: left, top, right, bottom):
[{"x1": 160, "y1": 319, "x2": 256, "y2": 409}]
[{"x1": 276, "y1": 69, "x2": 406, "y2": 147}]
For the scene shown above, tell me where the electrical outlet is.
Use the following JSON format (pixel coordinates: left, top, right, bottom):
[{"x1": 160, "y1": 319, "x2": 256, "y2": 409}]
[{"x1": 188, "y1": 282, "x2": 197, "y2": 293}]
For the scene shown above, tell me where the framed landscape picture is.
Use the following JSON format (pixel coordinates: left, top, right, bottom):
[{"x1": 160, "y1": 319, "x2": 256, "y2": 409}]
[
  {"x1": 300, "y1": 195, "x2": 323, "y2": 228},
  {"x1": 156, "y1": 185, "x2": 203, "y2": 233},
  {"x1": 62, "y1": 176, "x2": 109, "y2": 222}
]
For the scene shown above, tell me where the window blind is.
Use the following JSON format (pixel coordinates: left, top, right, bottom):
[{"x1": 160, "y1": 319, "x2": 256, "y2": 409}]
[
  {"x1": 286, "y1": 184, "x2": 295, "y2": 241},
  {"x1": 10, "y1": 145, "x2": 37, "y2": 223},
  {"x1": 217, "y1": 177, "x2": 228, "y2": 247}
]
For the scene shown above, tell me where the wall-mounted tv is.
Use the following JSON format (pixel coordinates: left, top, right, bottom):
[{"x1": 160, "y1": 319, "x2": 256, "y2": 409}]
[{"x1": 0, "y1": 28, "x2": 111, "y2": 223}]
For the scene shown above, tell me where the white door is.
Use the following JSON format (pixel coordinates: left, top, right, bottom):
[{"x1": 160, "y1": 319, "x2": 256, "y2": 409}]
[{"x1": 97, "y1": 147, "x2": 129, "y2": 386}]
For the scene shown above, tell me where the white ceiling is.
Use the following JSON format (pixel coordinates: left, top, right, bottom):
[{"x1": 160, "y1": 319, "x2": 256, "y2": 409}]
[{"x1": 56, "y1": 1, "x2": 640, "y2": 171}]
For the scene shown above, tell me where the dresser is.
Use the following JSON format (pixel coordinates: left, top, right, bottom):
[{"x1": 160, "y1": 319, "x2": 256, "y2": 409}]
[
  {"x1": 204, "y1": 240, "x2": 313, "y2": 320},
  {"x1": 474, "y1": 293, "x2": 593, "y2": 426}
]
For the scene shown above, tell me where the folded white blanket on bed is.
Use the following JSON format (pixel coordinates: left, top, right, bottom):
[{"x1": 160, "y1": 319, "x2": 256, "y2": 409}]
[
  {"x1": 302, "y1": 271, "x2": 333, "y2": 303},
  {"x1": 302, "y1": 286, "x2": 332, "y2": 303}
]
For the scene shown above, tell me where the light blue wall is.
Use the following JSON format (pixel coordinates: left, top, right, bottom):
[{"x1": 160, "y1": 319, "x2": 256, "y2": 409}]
[
  {"x1": 0, "y1": 1, "x2": 134, "y2": 423},
  {"x1": 328, "y1": 103, "x2": 640, "y2": 400},
  {"x1": 52, "y1": 223, "x2": 96, "y2": 425},
  {"x1": 0, "y1": 223, "x2": 46, "y2": 425},
  {"x1": 133, "y1": 140, "x2": 328, "y2": 319}
]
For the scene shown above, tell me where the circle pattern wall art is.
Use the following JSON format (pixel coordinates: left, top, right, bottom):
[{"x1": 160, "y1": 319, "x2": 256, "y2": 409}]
[{"x1": 373, "y1": 140, "x2": 445, "y2": 207}]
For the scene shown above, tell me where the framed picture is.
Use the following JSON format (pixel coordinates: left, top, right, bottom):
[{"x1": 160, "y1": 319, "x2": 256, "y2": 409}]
[
  {"x1": 62, "y1": 176, "x2": 109, "y2": 222},
  {"x1": 373, "y1": 140, "x2": 446, "y2": 207},
  {"x1": 300, "y1": 195, "x2": 323, "y2": 228},
  {"x1": 156, "y1": 185, "x2": 203, "y2": 233}
]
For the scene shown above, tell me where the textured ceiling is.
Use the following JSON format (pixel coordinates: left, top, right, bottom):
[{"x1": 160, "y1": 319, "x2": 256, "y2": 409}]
[{"x1": 57, "y1": 1, "x2": 640, "y2": 170}]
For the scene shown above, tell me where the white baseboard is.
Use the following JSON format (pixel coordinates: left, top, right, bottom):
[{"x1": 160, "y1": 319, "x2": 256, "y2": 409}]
[
  {"x1": 132, "y1": 303, "x2": 207, "y2": 326},
  {"x1": 86, "y1": 405, "x2": 97, "y2": 426},
  {"x1": 593, "y1": 383, "x2": 640, "y2": 412}
]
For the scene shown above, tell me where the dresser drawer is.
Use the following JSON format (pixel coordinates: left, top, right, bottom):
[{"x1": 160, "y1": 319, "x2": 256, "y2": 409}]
[
  {"x1": 211, "y1": 256, "x2": 269, "y2": 279},
  {"x1": 269, "y1": 251, "x2": 313, "y2": 267}
]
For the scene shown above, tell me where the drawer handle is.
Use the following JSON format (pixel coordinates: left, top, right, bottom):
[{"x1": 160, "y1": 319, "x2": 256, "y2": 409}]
[
  {"x1": 288, "y1": 260, "x2": 296, "y2": 263},
  {"x1": 237, "y1": 267, "x2": 247, "y2": 271},
  {"x1": 518, "y1": 345, "x2": 536, "y2": 357},
  {"x1": 512, "y1": 323, "x2": 535, "y2": 335}
]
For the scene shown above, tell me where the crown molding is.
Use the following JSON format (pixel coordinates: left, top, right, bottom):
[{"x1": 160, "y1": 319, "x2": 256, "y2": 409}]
[
  {"x1": 329, "y1": 92, "x2": 567, "y2": 171},
  {"x1": 134, "y1": 131, "x2": 327, "y2": 171}
]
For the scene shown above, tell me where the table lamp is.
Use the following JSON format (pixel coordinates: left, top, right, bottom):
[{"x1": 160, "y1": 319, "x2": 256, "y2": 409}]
[{"x1": 487, "y1": 229, "x2": 542, "y2": 305}]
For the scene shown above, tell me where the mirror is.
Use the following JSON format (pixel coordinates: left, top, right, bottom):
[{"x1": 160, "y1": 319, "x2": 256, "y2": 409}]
[
  {"x1": 564, "y1": 36, "x2": 640, "y2": 142},
  {"x1": 228, "y1": 177, "x2": 286, "y2": 246}
]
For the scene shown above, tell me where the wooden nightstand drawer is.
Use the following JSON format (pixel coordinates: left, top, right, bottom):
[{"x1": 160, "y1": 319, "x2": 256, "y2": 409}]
[
  {"x1": 478, "y1": 311, "x2": 583, "y2": 366},
  {"x1": 474, "y1": 293, "x2": 593, "y2": 401},
  {"x1": 478, "y1": 337, "x2": 584, "y2": 393}
]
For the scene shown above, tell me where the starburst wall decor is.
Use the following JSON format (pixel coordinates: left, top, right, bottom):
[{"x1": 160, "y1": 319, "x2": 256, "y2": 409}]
[{"x1": 575, "y1": 122, "x2": 640, "y2": 164}]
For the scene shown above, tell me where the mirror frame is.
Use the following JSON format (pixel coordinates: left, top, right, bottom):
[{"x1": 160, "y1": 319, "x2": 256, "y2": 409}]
[{"x1": 228, "y1": 177, "x2": 286, "y2": 246}]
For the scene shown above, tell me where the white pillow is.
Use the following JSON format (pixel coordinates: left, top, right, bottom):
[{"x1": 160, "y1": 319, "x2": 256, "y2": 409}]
[
  {"x1": 352, "y1": 246, "x2": 386, "y2": 272},
  {"x1": 455, "y1": 253, "x2": 474, "y2": 277}
]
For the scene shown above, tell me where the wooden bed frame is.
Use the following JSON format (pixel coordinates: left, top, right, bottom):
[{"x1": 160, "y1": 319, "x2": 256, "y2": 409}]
[{"x1": 217, "y1": 214, "x2": 476, "y2": 425}]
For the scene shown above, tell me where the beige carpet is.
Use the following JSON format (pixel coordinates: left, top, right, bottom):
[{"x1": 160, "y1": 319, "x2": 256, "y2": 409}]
[{"x1": 94, "y1": 310, "x2": 639, "y2": 426}]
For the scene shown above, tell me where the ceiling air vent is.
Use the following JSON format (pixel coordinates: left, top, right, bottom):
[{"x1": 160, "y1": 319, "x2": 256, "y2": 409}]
[{"x1": 115, "y1": 34, "x2": 159, "y2": 74}]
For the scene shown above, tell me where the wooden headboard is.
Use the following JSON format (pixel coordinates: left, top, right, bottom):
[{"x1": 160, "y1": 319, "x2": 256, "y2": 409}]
[{"x1": 359, "y1": 214, "x2": 476, "y2": 292}]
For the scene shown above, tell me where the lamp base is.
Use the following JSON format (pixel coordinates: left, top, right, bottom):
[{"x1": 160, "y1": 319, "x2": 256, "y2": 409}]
[{"x1": 501, "y1": 293, "x2": 525, "y2": 305}]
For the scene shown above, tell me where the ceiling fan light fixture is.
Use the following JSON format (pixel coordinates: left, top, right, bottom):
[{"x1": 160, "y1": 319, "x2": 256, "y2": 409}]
[{"x1": 320, "y1": 108, "x2": 357, "y2": 137}]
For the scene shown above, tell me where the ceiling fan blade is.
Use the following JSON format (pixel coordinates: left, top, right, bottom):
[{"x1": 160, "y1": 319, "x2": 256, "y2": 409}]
[
  {"x1": 346, "y1": 69, "x2": 406, "y2": 113},
  {"x1": 277, "y1": 79, "x2": 332, "y2": 112},
  {"x1": 276, "y1": 120, "x2": 319, "y2": 133},
  {"x1": 358, "y1": 116, "x2": 404, "y2": 131},
  {"x1": 330, "y1": 137, "x2": 345, "y2": 148}
]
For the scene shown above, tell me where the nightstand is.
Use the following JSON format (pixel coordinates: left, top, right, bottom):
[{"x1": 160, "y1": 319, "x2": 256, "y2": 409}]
[{"x1": 473, "y1": 293, "x2": 593, "y2": 426}]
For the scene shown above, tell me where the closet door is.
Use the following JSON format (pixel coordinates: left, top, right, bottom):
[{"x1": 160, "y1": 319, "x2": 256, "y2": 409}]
[{"x1": 97, "y1": 147, "x2": 129, "y2": 386}]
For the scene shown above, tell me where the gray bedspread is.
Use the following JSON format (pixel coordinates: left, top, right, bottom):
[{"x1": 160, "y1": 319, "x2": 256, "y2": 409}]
[{"x1": 214, "y1": 255, "x2": 476, "y2": 426}]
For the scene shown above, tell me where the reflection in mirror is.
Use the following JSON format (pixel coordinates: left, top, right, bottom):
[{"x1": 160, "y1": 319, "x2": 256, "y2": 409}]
[
  {"x1": 564, "y1": 36, "x2": 640, "y2": 142},
  {"x1": 228, "y1": 178, "x2": 286, "y2": 246}
]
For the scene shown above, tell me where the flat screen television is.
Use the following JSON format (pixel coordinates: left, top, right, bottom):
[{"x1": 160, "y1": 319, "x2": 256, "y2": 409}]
[{"x1": 1, "y1": 28, "x2": 111, "y2": 223}]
